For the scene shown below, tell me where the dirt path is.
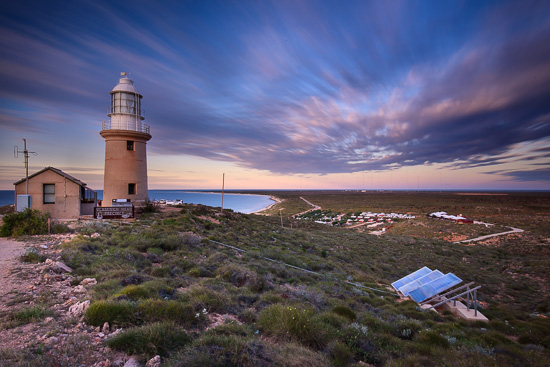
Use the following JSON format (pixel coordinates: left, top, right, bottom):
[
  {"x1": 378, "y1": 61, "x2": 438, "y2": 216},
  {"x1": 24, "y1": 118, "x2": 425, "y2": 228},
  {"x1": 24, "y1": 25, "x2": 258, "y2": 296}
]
[
  {"x1": 293, "y1": 197, "x2": 321, "y2": 217},
  {"x1": 0, "y1": 238, "x2": 25, "y2": 297},
  {"x1": 454, "y1": 225, "x2": 524, "y2": 244}
]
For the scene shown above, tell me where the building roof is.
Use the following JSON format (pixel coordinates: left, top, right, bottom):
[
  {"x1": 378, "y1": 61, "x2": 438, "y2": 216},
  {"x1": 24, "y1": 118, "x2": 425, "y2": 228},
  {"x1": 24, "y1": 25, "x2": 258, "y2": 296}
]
[
  {"x1": 111, "y1": 76, "x2": 142, "y2": 96},
  {"x1": 14, "y1": 166, "x2": 88, "y2": 187}
]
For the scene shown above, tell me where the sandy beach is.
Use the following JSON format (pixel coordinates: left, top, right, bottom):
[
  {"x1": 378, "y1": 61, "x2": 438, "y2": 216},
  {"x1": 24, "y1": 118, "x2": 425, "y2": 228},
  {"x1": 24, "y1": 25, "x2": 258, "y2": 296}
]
[{"x1": 250, "y1": 196, "x2": 282, "y2": 214}]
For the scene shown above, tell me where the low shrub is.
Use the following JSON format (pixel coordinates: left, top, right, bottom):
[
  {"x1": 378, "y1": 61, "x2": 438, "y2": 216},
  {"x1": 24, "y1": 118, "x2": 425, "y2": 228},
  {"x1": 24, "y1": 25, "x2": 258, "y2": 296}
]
[
  {"x1": 12, "y1": 305, "x2": 52, "y2": 324},
  {"x1": 84, "y1": 301, "x2": 136, "y2": 326},
  {"x1": 185, "y1": 284, "x2": 231, "y2": 313},
  {"x1": 112, "y1": 284, "x2": 152, "y2": 300},
  {"x1": 332, "y1": 305, "x2": 357, "y2": 321},
  {"x1": 216, "y1": 264, "x2": 257, "y2": 288},
  {"x1": 415, "y1": 330, "x2": 450, "y2": 349},
  {"x1": 106, "y1": 322, "x2": 190, "y2": 357},
  {"x1": 258, "y1": 304, "x2": 336, "y2": 347},
  {"x1": 328, "y1": 340, "x2": 353, "y2": 367},
  {"x1": 20, "y1": 248, "x2": 45, "y2": 263},
  {"x1": 136, "y1": 299, "x2": 199, "y2": 326},
  {"x1": 166, "y1": 334, "x2": 273, "y2": 367},
  {"x1": 0, "y1": 209, "x2": 48, "y2": 237}
]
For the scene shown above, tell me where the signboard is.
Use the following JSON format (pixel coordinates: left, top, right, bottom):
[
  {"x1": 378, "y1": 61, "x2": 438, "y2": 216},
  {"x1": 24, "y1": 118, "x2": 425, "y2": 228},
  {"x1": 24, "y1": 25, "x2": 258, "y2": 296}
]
[{"x1": 94, "y1": 206, "x2": 134, "y2": 219}]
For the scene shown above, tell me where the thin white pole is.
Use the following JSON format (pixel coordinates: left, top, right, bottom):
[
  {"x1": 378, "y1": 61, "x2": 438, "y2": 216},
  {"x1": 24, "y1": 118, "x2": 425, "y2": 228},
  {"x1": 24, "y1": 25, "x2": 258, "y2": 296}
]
[{"x1": 221, "y1": 173, "x2": 225, "y2": 213}]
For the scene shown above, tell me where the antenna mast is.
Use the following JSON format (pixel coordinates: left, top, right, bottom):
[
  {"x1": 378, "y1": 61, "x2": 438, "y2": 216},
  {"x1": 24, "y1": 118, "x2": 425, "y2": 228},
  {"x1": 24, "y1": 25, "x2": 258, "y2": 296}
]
[{"x1": 14, "y1": 138, "x2": 37, "y2": 195}]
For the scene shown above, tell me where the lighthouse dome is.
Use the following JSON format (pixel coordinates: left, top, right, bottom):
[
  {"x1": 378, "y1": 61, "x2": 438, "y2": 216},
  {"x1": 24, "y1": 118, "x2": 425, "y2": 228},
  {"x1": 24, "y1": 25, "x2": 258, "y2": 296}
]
[{"x1": 111, "y1": 77, "x2": 141, "y2": 95}]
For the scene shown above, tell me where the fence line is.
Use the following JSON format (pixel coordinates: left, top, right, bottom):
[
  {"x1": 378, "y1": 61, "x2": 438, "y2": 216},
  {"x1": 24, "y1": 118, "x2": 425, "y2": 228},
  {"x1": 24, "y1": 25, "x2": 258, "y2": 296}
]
[{"x1": 208, "y1": 239, "x2": 398, "y2": 296}]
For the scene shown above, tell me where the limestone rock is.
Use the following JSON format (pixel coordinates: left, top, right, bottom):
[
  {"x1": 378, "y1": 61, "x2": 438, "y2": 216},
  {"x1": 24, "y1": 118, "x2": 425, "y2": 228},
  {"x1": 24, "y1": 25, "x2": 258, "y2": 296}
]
[
  {"x1": 91, "y1": 232, "x2": 101, "y2": 238},
  {"x1": 81, "y1": 278, "x2": 98, "y2": 286},
  {"x1": 46, "y1": 259, "x2": 73, "y2": 273},
  {"x1": 68, "y1": 300, "x2": 90, "y2": 318},
  {"x1": 145, "y1": 355, "x2": 161, "y2": 367},
  {"x1": 93, "y1": 361, "x2": 112, "y2": 367},
  {"x1": 73, "y1": 285, "x2": 87, "y2": 295},
  {"x1": 123, "y1": 356, "x2": 140, "y2": 367}
]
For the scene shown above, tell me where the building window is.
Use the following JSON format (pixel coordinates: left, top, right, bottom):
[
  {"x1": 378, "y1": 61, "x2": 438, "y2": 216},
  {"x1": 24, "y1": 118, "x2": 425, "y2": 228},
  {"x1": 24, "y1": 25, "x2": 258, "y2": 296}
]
[
  {"x1": 127, "y1": 140, "x2": 134, "y2": 151},
  {"x1": 128, "y1": 183, "x2": 136, "y2": 195},
  {"x1": 44, "y1": 184, "x2": 55, "y2": 204}
]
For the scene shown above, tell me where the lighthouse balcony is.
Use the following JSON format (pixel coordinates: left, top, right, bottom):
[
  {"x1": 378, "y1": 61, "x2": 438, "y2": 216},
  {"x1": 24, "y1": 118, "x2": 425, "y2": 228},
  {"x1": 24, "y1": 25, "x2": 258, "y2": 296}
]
[{"x1": 102, "y1": 120, "x2": 150, "y2": 134}]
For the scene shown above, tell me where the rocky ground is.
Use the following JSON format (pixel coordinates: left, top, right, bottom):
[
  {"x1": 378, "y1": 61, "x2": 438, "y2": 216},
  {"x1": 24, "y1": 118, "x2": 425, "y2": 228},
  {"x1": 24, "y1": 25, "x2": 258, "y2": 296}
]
[{"x1": 0, "y1": 235, "x2": 160, "y2": 367}]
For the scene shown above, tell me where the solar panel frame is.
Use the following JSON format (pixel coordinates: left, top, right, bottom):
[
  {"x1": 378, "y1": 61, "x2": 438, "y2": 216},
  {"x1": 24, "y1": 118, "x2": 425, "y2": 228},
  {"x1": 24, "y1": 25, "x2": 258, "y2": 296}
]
[
  {"x1": 391, "y1": 266, "x2": 432, "y2": 291},
  {"x1": 409, "y1": 273, "x2": 462, "y2": 303},
  {"x1": 398, "y1": 270, "x2": 445, "y2": 296}
]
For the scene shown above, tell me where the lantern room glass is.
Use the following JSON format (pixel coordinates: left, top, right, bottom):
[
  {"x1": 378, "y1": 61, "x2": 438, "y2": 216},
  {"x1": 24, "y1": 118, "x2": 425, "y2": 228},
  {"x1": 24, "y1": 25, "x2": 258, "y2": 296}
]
[{"x1": 111, "y1": 92, "x2": 141, "y2": 116}]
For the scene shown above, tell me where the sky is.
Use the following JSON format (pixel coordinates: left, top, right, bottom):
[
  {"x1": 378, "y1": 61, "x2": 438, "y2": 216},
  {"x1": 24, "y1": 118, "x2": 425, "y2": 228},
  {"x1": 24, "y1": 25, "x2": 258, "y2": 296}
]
[{"x1": 1, "y1": 0, "x2": 550, "y2": 191}]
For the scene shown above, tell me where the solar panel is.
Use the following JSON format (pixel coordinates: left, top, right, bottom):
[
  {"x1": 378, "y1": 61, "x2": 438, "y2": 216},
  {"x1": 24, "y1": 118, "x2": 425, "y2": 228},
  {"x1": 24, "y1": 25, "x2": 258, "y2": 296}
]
[
  {"x1": 409, "y1": 273, "x2": 462, "y2": 303},
  {"x1": 391, "y1": 266, "x2": 432, "y2": 291},
  {"x1": 398, "y1": 270, "x2": 444, "y2": 296}
]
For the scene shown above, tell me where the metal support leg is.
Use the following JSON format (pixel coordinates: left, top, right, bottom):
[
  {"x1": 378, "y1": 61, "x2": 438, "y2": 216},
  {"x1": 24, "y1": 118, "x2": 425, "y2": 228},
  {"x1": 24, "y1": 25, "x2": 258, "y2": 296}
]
[{"x1": 474, "y1": 289, "x2": 478, "y2": 316}]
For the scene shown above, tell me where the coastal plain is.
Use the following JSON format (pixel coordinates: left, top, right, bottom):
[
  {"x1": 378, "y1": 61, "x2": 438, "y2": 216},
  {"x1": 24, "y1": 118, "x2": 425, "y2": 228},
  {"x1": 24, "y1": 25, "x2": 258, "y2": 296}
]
[{"x1": 0, "y1": 190, "x2": 549, "y2": 366}]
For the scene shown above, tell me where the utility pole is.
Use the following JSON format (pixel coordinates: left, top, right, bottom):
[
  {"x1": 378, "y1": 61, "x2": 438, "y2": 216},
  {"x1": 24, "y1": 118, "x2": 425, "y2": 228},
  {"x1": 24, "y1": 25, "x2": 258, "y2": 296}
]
[
  {"x1": 279, "y1": 208, "x2": 284, "y2": 228},
  {"x1": 220, "y1": 173, "x2": 225, "y2": 213},
  {"x1": 14, "y1": 138, "x2": 37, "y2": 195}
]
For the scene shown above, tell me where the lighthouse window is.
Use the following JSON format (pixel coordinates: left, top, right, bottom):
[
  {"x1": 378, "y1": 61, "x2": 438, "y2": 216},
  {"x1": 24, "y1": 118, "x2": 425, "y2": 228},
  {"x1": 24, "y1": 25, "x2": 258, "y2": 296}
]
[
  {"x1": 43, "y1": 184, "x2": 55, "y2": 204},
  {"x1": 127, "y1": 140, "x2": 134, "y2": 151},
  {"x1": 128, "y1": 183, "x2": 136, "y2": 195}
]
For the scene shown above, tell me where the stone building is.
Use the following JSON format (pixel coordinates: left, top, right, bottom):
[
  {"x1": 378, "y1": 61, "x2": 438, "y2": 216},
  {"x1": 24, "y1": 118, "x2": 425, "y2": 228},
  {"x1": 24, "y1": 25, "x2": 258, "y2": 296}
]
[{"x1": 14, "y1": 167, "x2": 97, "y2": 219}]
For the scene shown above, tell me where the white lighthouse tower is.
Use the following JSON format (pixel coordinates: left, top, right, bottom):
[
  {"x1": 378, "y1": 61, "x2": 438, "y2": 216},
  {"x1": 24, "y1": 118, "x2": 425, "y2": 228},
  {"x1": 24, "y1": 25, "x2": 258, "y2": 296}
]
[{"x1": 100, "y1": 73, "x2": 151, "y2": 206}]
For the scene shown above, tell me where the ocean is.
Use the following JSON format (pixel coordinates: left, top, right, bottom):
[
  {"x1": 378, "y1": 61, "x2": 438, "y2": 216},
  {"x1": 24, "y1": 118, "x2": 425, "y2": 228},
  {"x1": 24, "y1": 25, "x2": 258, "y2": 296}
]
[{"x1": 0, "y1": 190, "x2": 273, "y2": 214}]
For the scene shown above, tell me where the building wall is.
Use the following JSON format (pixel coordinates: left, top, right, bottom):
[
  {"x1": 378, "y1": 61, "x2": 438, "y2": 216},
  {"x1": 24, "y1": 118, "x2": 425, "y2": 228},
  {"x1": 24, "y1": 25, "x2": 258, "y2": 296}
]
[
  {"x1": 100, "y1": 129, "x2": 151, "y2": 206},
  {"x1": 14, "y1": 170, "x2": 82, "y2": 219}
]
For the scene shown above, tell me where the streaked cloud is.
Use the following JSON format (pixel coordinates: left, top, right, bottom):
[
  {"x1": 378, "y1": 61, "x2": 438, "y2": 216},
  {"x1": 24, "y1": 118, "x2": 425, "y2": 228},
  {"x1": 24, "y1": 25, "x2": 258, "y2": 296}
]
[{"x1": 1, "y1": 0, "x2": 549, "y2": 189}]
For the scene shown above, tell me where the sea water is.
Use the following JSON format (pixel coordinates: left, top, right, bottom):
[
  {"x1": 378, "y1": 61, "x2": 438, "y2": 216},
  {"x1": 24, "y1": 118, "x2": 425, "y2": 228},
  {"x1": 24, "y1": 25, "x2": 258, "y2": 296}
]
[{"x1": 0, "y1": 190, "x2": 273, "y2": 214}]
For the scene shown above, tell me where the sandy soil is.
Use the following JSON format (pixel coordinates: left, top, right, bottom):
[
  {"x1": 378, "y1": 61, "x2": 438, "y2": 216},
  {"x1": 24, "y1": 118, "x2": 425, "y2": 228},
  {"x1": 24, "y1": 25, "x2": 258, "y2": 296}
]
[{"x1": 0, "y1": 238, "x2": 25, "y2": 298}]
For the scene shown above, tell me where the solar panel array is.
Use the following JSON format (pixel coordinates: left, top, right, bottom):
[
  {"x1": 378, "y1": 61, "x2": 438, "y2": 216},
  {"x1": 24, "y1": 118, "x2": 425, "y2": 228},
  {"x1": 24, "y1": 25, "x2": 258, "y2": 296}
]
[{"x1": 392, "y1": 267, "x2": 462, "y2": 304}]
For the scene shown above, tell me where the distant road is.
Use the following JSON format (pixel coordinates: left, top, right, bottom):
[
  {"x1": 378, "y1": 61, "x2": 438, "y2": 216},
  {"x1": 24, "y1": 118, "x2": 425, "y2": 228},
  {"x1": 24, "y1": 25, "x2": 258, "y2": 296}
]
[
  {"x1": 454, "y1": 225, "x2": 524, "y2": 244},
  {"x1": 293, "y1": 197, "x2": 321, "y2": 217}
]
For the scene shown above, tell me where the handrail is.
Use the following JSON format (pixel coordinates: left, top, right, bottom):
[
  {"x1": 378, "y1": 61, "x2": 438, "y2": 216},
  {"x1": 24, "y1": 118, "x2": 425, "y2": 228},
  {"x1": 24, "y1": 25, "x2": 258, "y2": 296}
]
[{"x1": 102, "y1": 120, "x2": 150, "y2": 134}]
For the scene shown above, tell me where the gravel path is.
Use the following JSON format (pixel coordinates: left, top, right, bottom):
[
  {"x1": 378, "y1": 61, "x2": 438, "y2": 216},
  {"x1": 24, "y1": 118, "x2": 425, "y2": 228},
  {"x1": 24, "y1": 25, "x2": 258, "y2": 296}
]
[
  {"x1": 0, "y1": 238, "x2": 25, "y2": 296},
  {"x1": 454, "y1": 226, "x2": 524, "y2": 243}
]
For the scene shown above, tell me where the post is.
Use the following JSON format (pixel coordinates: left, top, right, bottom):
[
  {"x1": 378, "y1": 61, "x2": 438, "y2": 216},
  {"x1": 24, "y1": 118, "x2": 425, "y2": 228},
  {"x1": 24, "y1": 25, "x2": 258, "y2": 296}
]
[
  {"x1": 220, "y1": 173, "x2": 225, "y2": 214},
  {"x1": 47, "y1": 217, "x2": 51, "y2": 234},
  {"x1": 23, "y1": 139, "x2": 29, "y2": 195},
  {"x1": 279, "y1": 208, "x2": 284, "y2": 228},
  {"x1": 474, "y1": 289, "x2": 478, "y2": 316}
]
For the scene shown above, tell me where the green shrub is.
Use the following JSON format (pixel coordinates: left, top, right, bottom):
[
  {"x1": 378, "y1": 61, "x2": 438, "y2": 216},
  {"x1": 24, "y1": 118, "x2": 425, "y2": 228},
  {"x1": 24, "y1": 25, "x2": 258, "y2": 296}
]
[
  {"x1": 20, "y1": 248, "x2": 45, "y2": 263},
  {"x1": 112, "y1": 285, "x2": 152, "y2": 300},
  {"x1": 0, "y1": 209, "x2": 48, "y2": 237},
  {"x1": 328, "y1": 341, "x2": 352, "y2": 367},
  {"x1": 84, "y1": 301, "x2": 136, "y2": 326},
  {"x1": 106, "y1": 322, "x2": 190, "y2": 357},
  {"x1": 12, "y1": 305, "x2": 52, "y2": 324},
  {"x1": 216, "y1": 264, "x2": 257, "y2": 288},
  {"x1": 136, "y1": 299, "x2": 199, "y2": 326},
  {"x1": 150, "y1": 266, "x2": 171, "y2": 278},
  {"x1": 91, "y1": 279, "x2": 124, "y2": 301},
  {"x1": 185, "y1": 284, "x2": 231, "y2": 313},
  {"x1": 415, "y1": 331, "x2": 450, "y2": 349},
  {"x1": 258, "y1": 304, "x2": 335, "y2": 347},
  {"x1": 166, "y1": 334, "x2": 273, "y2": 367},
  {"x1": 332, "y1": 305, "x2": 357, "y2": 321}
]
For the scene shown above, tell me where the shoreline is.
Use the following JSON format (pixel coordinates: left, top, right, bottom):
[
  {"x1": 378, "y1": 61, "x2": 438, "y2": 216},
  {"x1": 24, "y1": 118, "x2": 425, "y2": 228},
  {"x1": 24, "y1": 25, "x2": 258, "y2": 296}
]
[
  {"x1": 151, "y1": 191, "x2": 278, "y2": 215},
  {"x1": 249, "y1": 196, "x2": 282, "y2": 215}
]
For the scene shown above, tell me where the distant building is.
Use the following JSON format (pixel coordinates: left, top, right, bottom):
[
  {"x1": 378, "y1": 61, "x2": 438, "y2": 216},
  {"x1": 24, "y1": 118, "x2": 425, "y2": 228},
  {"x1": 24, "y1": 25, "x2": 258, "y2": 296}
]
[
  {"x1": 100, "y1": 73, "x2": 151, "y2": 207},
  {"x1": 14, "y1": 167, "x2": 97, "y2": 219}
]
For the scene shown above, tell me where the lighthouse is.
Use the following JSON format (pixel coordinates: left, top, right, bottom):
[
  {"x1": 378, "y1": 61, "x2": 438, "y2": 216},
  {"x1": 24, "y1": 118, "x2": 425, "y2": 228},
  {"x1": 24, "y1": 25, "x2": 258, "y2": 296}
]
[{"x1": 100, "y1": 73, "x2": 151, "y2": 206}]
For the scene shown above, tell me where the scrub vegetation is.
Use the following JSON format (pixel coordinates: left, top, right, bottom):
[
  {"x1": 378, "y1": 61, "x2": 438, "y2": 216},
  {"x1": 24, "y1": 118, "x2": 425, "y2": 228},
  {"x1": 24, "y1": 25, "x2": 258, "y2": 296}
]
[{"x1": 5, "y1": 191, "x2": 550, "y2": 366}]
